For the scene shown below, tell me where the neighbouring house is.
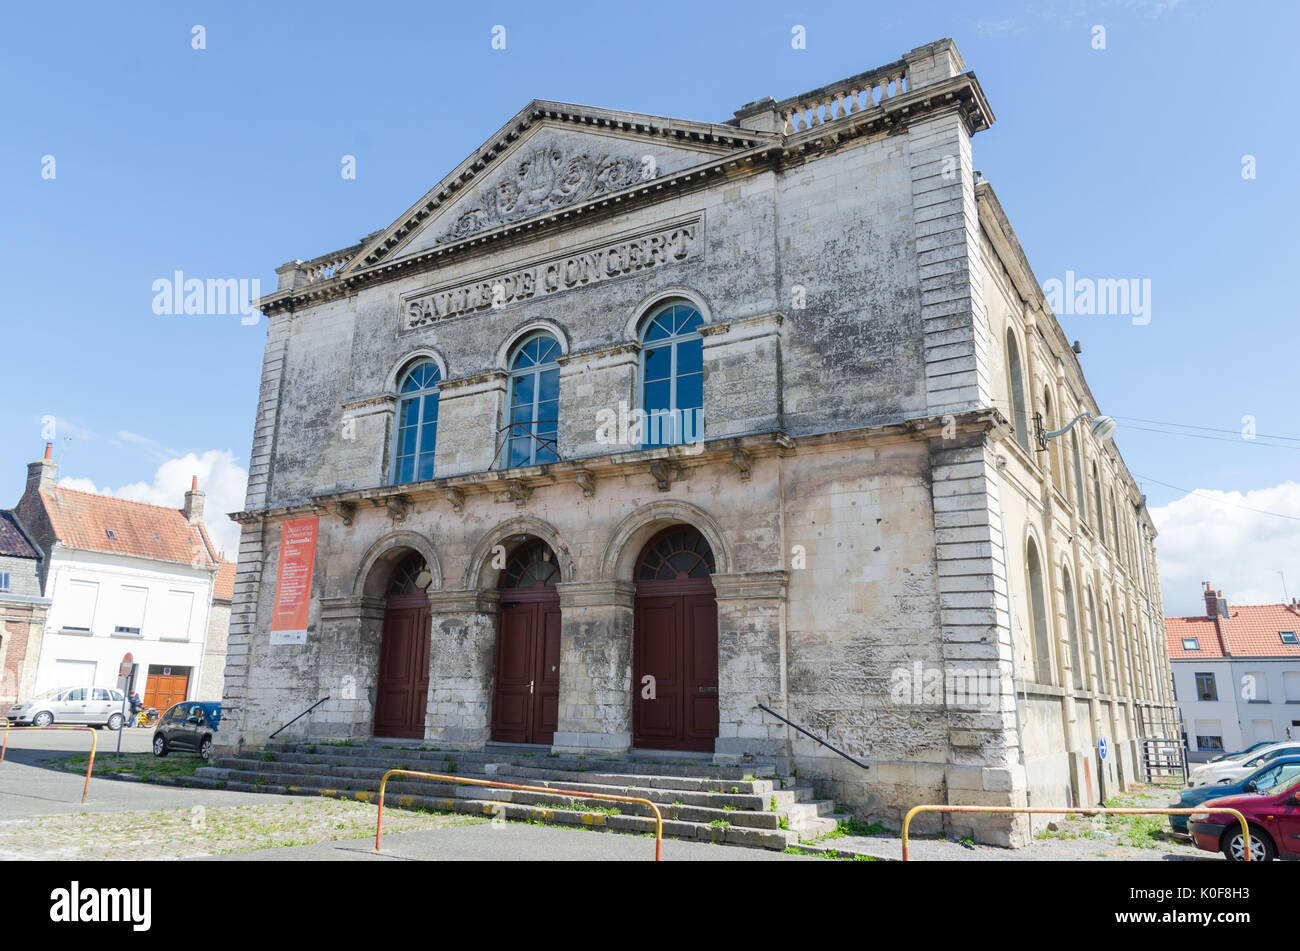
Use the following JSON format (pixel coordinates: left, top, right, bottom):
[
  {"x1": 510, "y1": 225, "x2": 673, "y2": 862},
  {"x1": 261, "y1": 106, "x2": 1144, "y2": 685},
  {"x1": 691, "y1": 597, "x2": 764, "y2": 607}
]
[
  {"x1": 9, "y1": 443, "x2": 235, "y2": 711},
  {"x1": 218, "y1": 37, "x2": 1175, "y2": 846},
  {"x1": 1166, "y1": 584, "x2": 1300, "y2": 761},
  {"x1": 0, "y1": 509, "x2": 49, "y2": 706}
]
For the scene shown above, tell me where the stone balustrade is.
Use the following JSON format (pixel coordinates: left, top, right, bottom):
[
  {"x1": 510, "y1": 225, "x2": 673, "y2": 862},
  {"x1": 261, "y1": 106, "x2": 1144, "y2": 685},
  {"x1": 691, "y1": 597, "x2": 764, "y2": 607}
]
[{"x1": 777, "y1": 67, "x2": 908, "y2": 135}]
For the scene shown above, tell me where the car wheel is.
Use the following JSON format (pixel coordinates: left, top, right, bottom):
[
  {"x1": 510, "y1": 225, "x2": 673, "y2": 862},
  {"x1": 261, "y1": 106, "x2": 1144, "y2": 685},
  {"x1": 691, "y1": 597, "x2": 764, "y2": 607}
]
[
  {"x1": 199, "y1": 738, "x2": 213, "y2": 761},
  {"x1": 107, "y1": 713, "x2": 123, "y2": 731},
  {"x1": 32, "y1": 711, "x2": 53, "y2": 727},
  {"x1": 153, "y1": 735, "x2": 168, "y2": 758},
  {"x1": 1221, "y1": 826, "x2": 1275, "y2": 862}
]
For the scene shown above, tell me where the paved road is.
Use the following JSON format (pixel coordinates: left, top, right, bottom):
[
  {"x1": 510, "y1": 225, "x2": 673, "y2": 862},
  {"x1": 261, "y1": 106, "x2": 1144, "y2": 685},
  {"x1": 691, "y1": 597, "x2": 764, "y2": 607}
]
[
  {"x1": 0, "y1": 731, "x2": 310, "y2": 819},
  {"x1": 209, "y1": 821, "x2": 815, "y2": 862}
]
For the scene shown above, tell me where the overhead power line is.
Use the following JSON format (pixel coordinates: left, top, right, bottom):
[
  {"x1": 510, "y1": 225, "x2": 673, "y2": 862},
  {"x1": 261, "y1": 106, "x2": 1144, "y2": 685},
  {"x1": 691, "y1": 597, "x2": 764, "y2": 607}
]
[{"x1": 1133, "y1": 473, "x2": 1300, "y2": 523}]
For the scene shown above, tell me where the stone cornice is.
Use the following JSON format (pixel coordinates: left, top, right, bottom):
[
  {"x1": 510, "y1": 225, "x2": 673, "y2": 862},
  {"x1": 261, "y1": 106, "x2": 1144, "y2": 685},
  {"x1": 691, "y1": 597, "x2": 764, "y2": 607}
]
[
  {"x1": 228, "y1": 409, "x2": 1001, "y2": 524},
  {"x1": 319, "y1": 595, "x2": 386, "y2": 621},
  {"x1": 556, "y1": 579, "x2": 636, "y2": 609},
  {"x1": 256, "y1": 76, "x2": 991, "y2": 319},
  {"x1": 711, "y1": 570, "x2": 789, "y2": 601},
  {"x1": 426, "y1": 588, "x2": 500, "y2": 614}
]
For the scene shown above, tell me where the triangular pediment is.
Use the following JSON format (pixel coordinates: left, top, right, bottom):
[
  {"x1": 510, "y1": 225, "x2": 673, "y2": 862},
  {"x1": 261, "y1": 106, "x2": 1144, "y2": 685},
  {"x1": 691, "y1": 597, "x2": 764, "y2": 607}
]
[{"x1": 345, "y1": 100, "x2": 772, "y2": 274}]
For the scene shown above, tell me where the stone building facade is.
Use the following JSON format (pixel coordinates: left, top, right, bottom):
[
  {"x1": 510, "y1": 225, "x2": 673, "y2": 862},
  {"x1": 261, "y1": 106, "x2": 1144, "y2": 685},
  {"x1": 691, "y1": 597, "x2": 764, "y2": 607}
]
[{"x1": 219, "y1": 38, "x2": 1175, "y2": 844}]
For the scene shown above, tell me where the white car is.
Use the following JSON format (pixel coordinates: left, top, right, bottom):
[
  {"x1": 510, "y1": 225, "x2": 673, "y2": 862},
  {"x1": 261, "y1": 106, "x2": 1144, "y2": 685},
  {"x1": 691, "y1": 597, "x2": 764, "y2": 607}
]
[
  {"x1": 5, "y1": 686, "x2": 128, "y2": 730},
  {"x1": 1188, "y1": 741, "x2": 1300, "y2": 787}
]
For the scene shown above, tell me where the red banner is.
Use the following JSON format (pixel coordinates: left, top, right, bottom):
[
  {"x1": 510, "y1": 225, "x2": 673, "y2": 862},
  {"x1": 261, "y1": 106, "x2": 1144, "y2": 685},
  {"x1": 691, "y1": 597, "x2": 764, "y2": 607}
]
[{"x1": 270, "y1": 516, "x2": 319, "y2": 644}]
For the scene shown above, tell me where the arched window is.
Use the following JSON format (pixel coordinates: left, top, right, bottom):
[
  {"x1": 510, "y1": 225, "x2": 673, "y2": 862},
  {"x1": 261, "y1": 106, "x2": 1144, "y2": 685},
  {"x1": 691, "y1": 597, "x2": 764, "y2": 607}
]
[
  {"x1": 1006, "y1": 331, "x2": 1029, "y2": 452},
  {"x1": 1070, "y1": 428, "x2": 1086, "y2": 516},
  {"x1": 392, "y1": 360, "x2": 441, "y2": 484},
  {"x1": 1026, "y1": 539, "x2": 1053, "y2": 684},
  {"x1": 1062, "y1": 565, "x2": 1084, "y2": 690},
  {"x1": 1086, "y1": 587, "x2": 1106, "y2": 693},
  {"x1": 1109, "y1": 489, "x2": 1121, "y2": 560},
  {"x1": 499, "y1": 540, "x2": 560, "y2": 589},
  {"x1": 1043, "y1": 388, "x2": 1062, "y2": 492},
  {"x1": 1092, "y1": 461, "x2": 1105, "y2": 544},
  {"x1": 505, "y1": 333, "x2": 561, "y2": 467},
  {"x1": 640, "y1": 302, "x2": 704, "y2": 448}
]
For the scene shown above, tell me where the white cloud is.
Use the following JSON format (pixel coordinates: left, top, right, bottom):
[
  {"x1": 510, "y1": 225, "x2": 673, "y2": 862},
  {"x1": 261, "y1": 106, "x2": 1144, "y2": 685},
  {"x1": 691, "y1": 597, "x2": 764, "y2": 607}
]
[
  {"x1": 57, "y1": 449, "x2": 248, "y2": 560},
  {"x1": 1149, "y1": 481, "x2": 1300, "y2": 616}
]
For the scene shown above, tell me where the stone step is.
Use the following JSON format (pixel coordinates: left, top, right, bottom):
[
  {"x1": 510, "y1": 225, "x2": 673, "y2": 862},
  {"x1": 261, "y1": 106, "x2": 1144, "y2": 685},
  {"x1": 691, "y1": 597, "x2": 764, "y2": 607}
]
[
  {"x1": 211, "y1": 758, "x2": 785, "y2": 810},
  {"x1": 186, "y1": 770, "x2": 798, "y2": 850},
  {"x1": 202, "y1": 764, "x2": 788, "y2": 827},
  {"x1": 213, "y1": 754, "x2": 778, "y2": 797},
  {"x1": 265, "y1": 741, "x2": 779, "y2": 781}
]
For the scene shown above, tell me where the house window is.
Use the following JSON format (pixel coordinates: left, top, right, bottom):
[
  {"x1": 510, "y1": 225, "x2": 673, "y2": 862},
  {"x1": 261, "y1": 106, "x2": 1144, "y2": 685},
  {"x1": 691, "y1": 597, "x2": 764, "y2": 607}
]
[
  {"x1": 505, "y1": 333, "x2": 561, "y2": 467},
  {"x1": 1091, "y1": 461, "x2": 1105, "y2": 544},
  {"x1": 1281, "y1": 631, "x2": 1298, "y2": 645},
  {"x1": 1026, "y1": 539, "x2": 1053, "y2": 684},
  {"x1": 115, "y1": 585, "x2": 147, "y2": 637},
  {"x1": 0, "y1": 571, "x2": 9, "y2": 593},
  {"x1": 1062, "y1": 565, "x2": 1084, "y2": 690},
  {"x1": 1182, "y1": 637, "x2": 1200, "y2": 651},
  {"x1": 1070, "y1": 428, "x2": 1086, "y2": 515},
  {"x1": 640, "y1": 302, "x2": 704, "y2": 448},
  {"x1": 391, "y1": 360, "x2": 441, "y2": 484},
  {"x1": 1196, "y1": 734, "x2": 1224, "y2": 752},
  {"x1": 1195, "y1": 672, "x2": 1217, "y2": 701},
  {"x1": 63, "y1": 579, "x2": 99, "y2": 632}
]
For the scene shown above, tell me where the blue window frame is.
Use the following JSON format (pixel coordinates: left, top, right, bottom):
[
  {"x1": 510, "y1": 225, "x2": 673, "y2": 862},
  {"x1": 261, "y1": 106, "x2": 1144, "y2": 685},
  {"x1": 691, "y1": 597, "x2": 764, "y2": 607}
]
[
  {"x1": 506, "y1": 333, "x2": 561, "y2": 467},
  {"x1": 639, "y1": 302, "x2": 704, "y2": 448},
  {"x1": 391, "y1": 360, "x2": 441, "y2": 483}
]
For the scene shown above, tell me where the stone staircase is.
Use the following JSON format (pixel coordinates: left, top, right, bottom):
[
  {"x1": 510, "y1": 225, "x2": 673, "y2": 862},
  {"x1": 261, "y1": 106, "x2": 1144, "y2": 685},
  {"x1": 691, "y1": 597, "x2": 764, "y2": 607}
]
[{"x1": 191, "y1": 741, "x2": 847, "y2": 851}]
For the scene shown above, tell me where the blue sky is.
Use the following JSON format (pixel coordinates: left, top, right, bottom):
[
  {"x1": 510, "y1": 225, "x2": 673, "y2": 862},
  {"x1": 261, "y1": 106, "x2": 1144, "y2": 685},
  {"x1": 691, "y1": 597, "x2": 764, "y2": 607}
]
[{"x1": 2, "y1": 0, "x2": 1297, "y2": 614}]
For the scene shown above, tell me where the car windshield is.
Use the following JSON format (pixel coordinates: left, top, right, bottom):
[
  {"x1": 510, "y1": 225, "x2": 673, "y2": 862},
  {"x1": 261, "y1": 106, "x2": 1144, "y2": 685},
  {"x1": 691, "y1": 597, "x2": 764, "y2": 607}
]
[{"x1": 1259, "y1": 764, "x2": 1300, "y2": 792}]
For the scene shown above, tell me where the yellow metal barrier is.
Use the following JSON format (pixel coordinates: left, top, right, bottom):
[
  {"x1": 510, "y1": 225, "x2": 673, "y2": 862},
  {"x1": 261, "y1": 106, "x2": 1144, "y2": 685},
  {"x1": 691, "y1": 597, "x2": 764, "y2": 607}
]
[
  {"x1": 0, "y1": 724, "x2": 100, "y2": 803},
  {"x1": 901, "y1": 805, "x2": 1253, "y2": 861},
  {"x1": 374, "y1": 768, "x2": 666, "y2": 861}
]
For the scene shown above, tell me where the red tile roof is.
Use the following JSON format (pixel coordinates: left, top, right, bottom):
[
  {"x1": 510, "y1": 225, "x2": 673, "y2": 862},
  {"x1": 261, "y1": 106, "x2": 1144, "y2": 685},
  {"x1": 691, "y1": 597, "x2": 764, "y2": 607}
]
[
  {"x1": 39, "y1": 487, "x2": 217, "y2": 569},
  {"x1": 1166, "y1": 603, "x2": 1300, "y2": 660},
  {"x1": 213, "y1": 560, "x2": 236, "y2": 600}
]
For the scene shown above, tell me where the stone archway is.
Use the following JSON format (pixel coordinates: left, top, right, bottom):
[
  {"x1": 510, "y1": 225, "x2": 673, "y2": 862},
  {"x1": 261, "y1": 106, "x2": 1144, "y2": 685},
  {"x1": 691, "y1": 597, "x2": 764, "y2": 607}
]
[{"x1": 374, "y1": 552, "x2": 433, "y2": 739}]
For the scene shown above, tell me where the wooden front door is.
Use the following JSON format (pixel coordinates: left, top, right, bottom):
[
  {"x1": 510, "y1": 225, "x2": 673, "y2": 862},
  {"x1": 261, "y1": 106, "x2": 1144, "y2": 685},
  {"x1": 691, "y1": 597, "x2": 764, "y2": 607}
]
[
  {"x1": 374, "y1": 554, "x2": 432, "y2": 739},
  {"x1": 632, "y1": 527, "x2": 719, "y2": 752},
  {"x1": 491, "y1": 540, "x2": 561, "y2": 745},
  {"x1": 144, "y1": 665, "x2": 191, "y2": 712}
]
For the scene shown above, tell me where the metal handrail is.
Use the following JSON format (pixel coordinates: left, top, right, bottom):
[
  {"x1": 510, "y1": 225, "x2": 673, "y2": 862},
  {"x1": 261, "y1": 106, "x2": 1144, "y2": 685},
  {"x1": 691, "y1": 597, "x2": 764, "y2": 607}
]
[
  {"x1": 491, "y1": 420, "x2": 560, "y2": 469},
  {"x1": 757, "y1": 703, "x2": 871, "y2": 771},
  {"x1": 901, "y1": 805, "x2": 1253, "y2": 861},
  {"x1": 0, "y1": 724, "x2": 99, "y2": 803},
  {"x1": 269, "y1": 696, "x2": 330, "y2": 740},
  {"x1": 373, "y1": 768, "x2": 665, "y2": 860}
]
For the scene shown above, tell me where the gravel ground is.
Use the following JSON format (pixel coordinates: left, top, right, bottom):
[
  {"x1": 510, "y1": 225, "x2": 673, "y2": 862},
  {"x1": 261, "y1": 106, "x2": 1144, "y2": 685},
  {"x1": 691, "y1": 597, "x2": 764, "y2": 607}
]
[
  {"x1": 794, "y1": 785, "x2": 1217, "y2": 861},
  {"x1": 0, "y1": 798, "x2": 481, "y2": 860}
]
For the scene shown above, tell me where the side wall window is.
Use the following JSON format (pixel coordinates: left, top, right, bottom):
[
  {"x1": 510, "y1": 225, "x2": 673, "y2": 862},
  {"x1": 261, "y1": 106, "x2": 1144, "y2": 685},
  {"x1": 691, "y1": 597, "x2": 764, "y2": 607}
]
[{"x1": 1006, "y1": 331, "x2": 1029, "y2": 452}]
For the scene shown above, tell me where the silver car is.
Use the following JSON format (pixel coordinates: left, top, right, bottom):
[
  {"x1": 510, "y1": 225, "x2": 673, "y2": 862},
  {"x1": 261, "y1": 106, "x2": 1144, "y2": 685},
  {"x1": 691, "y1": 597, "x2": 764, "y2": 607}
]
[{"x1": 5, "y1": 686, "x2": 128, "y2": 730}]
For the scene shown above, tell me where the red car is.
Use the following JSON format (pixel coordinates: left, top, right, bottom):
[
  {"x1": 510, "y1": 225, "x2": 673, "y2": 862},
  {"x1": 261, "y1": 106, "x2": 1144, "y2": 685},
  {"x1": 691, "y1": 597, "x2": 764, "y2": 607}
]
[{"x1": 1188, "y1": 774, "x2": 1300, "y2": 861}]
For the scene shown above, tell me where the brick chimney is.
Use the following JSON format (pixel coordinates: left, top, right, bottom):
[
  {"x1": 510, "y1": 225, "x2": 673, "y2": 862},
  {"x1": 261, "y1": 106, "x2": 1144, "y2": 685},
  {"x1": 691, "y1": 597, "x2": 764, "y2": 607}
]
[
  {"x1": 23, "y1": 443, "x2": 57, "y2": 501},
  {"x1": 1203, "y1": 583, "x2": 1217, "y2": 619},
  {"x1": 183, "y1": 475, "x2": 205, "y2": 524}
]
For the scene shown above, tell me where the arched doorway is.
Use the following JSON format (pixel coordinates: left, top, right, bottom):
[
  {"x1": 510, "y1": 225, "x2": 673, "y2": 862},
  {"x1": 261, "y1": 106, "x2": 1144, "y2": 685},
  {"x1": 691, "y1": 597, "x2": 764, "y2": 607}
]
[
  {"x1": 374, "y1": 552, "x2": 431, "y2": 739},
  {"x1": 490, "y1": 539, "x2": 561, "y2": 745},
  {"x1": 632, "y1": 525, "x2": 719, "y2": 751}
]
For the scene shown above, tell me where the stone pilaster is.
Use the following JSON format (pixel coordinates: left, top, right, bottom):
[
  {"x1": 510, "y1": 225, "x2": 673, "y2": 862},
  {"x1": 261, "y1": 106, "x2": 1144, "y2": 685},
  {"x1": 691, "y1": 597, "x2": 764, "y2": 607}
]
[
  {"x1": 552, "y1": 579, "x2": 635, "y2": 753},
  {"x1": 424, "y1": 589, "x2": 499, "y2": 748},
  {"x1": 712, "y1": 570, "x2": 788, "y2": 760}
]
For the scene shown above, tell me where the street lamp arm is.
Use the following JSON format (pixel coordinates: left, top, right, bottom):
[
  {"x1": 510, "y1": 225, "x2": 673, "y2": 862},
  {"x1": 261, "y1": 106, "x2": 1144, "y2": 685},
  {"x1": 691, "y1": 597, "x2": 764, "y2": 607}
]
[
  {"x1": 1042, "y1": 412, "x2": 1093, "y2": 440},
  {"x1": 1035, "y1": 412, "x2": 1118, "y2": 451}
]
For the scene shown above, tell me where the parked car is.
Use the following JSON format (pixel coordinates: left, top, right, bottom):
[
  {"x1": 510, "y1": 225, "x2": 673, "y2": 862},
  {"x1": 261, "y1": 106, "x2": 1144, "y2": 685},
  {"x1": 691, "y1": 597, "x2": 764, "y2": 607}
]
[
  {"x1": 1169, "y1": 755, "x2": 1300, "y2": 833},
  {"x1": 151, "y1": 701, "x2": 221, "y2": 761},
  {"x1": 1188, "y1": 742, "x2": 1300, "y2": 787},
  {"x1": 1188, "y1": 774, "x2": 1300, "y2": 861},
  {"x1": 1206, "y1": 740, "x2": 1276, "y2": 764},
  {"x1": 4, "y1": 686, "x2": 128, "y2": 730}
]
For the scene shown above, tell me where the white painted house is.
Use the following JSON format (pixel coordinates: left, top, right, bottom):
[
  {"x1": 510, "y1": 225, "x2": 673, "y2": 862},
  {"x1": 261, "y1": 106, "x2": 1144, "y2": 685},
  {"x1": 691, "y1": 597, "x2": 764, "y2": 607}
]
[
  {"x1": 1166, "y1": 584, "x2": 1300, "y2": 762},
  {"x1": 11, "y1": 445, "x2": 235, "y2": 711}
]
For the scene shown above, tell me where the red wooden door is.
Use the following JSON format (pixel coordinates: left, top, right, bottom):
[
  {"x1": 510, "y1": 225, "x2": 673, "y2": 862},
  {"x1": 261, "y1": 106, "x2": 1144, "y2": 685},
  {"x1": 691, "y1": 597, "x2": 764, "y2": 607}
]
[
  {"x1": 632, "y1": 527, "x2": 718, "y2": 752},
  {"x1": 491, "y1": 540, "x2": 561, "y2": 745},
  {"x1": 374, "y1": 595, "x2": 431, "y2": 739}
]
